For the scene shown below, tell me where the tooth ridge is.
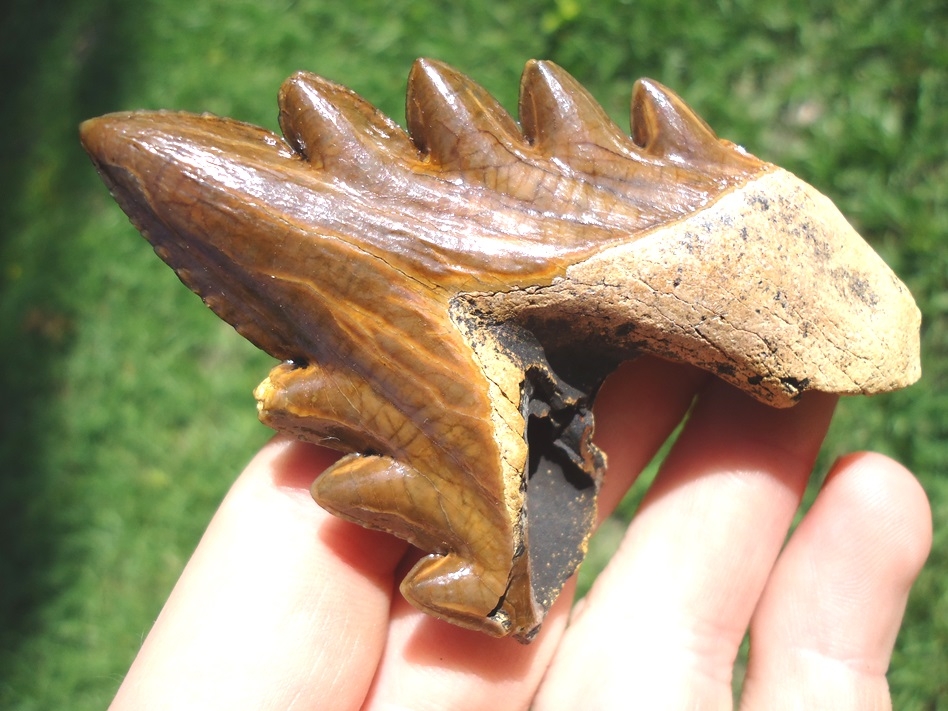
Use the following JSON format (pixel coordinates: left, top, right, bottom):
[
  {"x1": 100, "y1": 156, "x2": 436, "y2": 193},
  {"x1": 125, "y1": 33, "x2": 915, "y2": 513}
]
[
  {"x1": 519, "y1": 60, "x2": 630, "y2": 156},
  {"x1": 278, "y1": 70, "x2": 415, "y2": 172},
  {"x1": 406, "y1": 58, "x2": 524, "y2": 173},
  {"x1": 279, "y1": 60, "x2": 764, "y2": 225},
  {"x1": 631, "y1": 78, "x2": 729, "y2": 163}
]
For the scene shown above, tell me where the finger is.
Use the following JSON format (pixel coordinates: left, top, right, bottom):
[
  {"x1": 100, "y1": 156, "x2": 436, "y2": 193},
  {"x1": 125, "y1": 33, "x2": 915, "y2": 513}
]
[
  {"x1": 534, "y1": 381, "x2": 837, "y2": 710},
  {"x1": 593, "y1": 356, "x2": 710, "y2": 517},
  {"x1": 739, "y1": 452, "x2": 932, "y2": 711},
  {"x1": 360, "y1": 356, "x2": 707, "y2": 711},
  {"x1": 357, "y1": 578, "x2": 574, "y2": 711},
  {"x1": 111, "y1": 436, "x2": 409, "y2": 711}
]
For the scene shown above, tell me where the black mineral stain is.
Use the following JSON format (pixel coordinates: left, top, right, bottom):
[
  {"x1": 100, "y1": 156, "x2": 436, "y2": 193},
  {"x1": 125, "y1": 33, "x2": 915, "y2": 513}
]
[
  {"x1": 779, "y1": 375, "x2": 810, "y2": 397},
  {"x1": 849, "y1": 274, "x2": 880, "y2": 307}
]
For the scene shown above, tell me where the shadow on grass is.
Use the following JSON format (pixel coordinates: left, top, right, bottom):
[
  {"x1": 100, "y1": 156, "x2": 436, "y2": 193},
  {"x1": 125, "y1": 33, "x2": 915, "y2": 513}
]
[{"x1": 0, "y1": 0, "x2": 142, "y2": 681}]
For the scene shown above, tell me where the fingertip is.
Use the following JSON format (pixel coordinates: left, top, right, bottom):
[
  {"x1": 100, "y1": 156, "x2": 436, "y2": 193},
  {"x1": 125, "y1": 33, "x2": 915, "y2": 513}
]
[
  {"x1": 741, "y1": 450, "x2": 931, "y2": 709},
  {"x1": 825, "y1": 451, "x2": 933, "y2": 583}
]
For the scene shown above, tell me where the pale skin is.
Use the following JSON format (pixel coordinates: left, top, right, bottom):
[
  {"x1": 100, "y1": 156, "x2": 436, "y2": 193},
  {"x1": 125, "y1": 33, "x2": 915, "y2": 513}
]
[{"x1": 110, "y1": 357, "x2": 932, "y2": 710}]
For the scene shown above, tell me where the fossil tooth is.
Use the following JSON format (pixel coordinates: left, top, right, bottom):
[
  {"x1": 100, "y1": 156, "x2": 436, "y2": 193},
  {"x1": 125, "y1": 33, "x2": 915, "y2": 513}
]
[
  {"x1": 519, "y1": 59, "x2": 632, "y2": 162},
  {"x1": 278, "y1": 71, "x2": 416, "y2": 176},
  {"x1": 80, "y1": 58, "x2": 921, "y2": 643},
  {"x1": 406, "y1": 58, "x2": 523, "y2": 176},
  {"x1": 77, "y1": 111, "x2": 317, "y2": 361},
  {"x1": 631, "y1": 77, "x2": 745, "y2": 168}
]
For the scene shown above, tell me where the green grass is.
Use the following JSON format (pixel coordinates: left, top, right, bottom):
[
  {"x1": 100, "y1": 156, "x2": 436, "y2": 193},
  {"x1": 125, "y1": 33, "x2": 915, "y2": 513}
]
[{"x1": 1, "y1": 0, "x2": 945, "y2": 707}]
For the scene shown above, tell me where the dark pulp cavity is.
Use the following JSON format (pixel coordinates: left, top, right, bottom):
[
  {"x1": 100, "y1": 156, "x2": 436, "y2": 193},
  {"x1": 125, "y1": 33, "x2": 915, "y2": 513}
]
[
  {"x1": 495, "y1": 321, "x2": 612, "y2": 623},
  {"x1": 522, "y1": 371, "x2": 602, "y2": 616}
]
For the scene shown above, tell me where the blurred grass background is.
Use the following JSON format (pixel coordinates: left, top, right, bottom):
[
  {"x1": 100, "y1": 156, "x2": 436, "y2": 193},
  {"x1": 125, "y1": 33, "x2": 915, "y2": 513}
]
[{"x1": 0, "y1": 0, "x2": 944, "y2": 707}]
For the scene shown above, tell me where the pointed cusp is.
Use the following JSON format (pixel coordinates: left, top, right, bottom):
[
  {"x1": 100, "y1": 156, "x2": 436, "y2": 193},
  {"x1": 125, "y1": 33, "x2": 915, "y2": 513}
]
[
  {"x1": 630, "y1": 78, "x2": 757, "y2": 169},
  {"x1": 278, "y1": 70, "x2": 416, "y2": 174},
  {"x1": 406, "y1": 58, "x2": 525, "y2": 173},
  {"x1": 519, "y1": 60, "x2": 633, "y2": 160}
]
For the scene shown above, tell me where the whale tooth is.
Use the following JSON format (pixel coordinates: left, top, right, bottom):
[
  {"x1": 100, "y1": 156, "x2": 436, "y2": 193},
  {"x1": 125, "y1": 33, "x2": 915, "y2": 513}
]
[
  {"x1": 406, "y1": 58, "x2": 524, "y2": 174},
  {"x1": 278, "y1": 70, "x2": 415, "y2": 174},
  {"x1": 519, "y1": 60, "x2": 632, "y2": 162},
  {"x1": 631, "y1": 78, "x2": 728, "y2": 164}
]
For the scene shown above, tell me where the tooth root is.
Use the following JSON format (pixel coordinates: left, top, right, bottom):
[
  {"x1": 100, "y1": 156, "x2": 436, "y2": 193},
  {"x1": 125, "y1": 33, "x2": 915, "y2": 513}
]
[
  {"x1": 406, "y1": 58, "x2": 523, "y2": 173},
  {"x1": 630, "y1": 78, "x2": 728, "y2": 163},
  {"x1": 278, "y1": 71, "x2": 415, "y2": 171},
  {"x1": 519, "y1": 60, "x2": 631, "y2": 159}
]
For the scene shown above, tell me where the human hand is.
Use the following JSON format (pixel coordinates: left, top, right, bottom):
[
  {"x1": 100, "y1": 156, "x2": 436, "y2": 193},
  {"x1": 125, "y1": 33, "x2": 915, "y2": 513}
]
[{"x1": 109, "y1": 356, "x2": 930, "y2": 710}]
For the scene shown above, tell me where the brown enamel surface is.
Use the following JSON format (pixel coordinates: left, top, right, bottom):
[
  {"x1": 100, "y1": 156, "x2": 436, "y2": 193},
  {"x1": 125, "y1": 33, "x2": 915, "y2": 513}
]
[{"x1": 80, "y1": 59, "x2": 920, "y2": 640}]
